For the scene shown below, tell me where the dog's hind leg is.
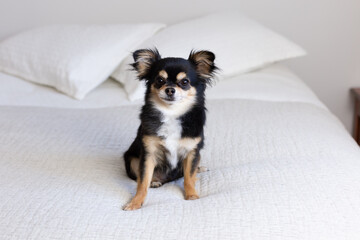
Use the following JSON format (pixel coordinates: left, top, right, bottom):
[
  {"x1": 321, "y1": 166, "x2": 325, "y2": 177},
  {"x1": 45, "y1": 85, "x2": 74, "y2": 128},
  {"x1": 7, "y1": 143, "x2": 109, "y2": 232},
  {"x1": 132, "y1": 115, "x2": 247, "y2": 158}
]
[
  {"x1": 150, "y1": 168, "x2": 168, "y2": 188},
  {"x1": 197, "y1": 166, "x2": 209, "y2": 173},
  {"x1": 150, "y1": 174, "x2": 163, "y2": 188},
  {"x1": 196, "y1": 155, "x2": 208, "y2": 173},
  {"x1": 124, "y1": 133, "x2": 142, "y2": 180},
  {"x1": 150, "y1": 181, "x2": 162, "y2": 188},
  {"x1": 130, "y1": 157, "x2": 140, "y2": 178}
]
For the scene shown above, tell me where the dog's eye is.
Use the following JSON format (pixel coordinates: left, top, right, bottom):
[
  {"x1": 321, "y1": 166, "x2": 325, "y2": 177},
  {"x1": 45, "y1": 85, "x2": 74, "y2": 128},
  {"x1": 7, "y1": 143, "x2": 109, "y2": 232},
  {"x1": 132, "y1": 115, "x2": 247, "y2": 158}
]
[
  {"x1": 180, "y1": 79, "x2": 189, "y2": 86},
  {"x1": 156, "y1": 77, "x2": 165, "y2": 84}
]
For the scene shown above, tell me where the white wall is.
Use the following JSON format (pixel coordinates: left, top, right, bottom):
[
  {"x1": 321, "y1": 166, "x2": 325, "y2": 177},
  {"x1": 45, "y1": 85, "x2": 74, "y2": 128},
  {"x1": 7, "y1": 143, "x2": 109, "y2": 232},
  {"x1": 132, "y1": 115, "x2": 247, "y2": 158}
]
[{"x1": 1, "y1": 0, "x2": 359, "y2": 132}]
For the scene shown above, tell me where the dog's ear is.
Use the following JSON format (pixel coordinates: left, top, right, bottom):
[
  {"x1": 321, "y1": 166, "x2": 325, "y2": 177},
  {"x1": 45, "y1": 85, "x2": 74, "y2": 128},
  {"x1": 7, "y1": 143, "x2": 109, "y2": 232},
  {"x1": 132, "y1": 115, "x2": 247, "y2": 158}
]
[
  {"x1": 188, "y1": 50, "x2": 217, "y2": 84},
  {"x1": 132, "y1": 48, "x2": 161, "y2": 80}
]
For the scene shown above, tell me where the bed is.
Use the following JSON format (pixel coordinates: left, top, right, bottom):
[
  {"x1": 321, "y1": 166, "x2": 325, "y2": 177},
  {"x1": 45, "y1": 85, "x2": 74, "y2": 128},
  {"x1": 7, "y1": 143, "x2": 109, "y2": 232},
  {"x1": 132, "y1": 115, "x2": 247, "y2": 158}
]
[{"x1": 1, "y1": 64, "x2": 360, "y2": 239}]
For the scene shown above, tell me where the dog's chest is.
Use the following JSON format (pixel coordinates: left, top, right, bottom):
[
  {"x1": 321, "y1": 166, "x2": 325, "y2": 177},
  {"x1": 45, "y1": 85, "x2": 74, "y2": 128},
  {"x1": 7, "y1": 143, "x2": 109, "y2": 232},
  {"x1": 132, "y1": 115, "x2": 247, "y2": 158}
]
[{"x1": 157, "y1": 116, "x2": 182, "y2": 169}]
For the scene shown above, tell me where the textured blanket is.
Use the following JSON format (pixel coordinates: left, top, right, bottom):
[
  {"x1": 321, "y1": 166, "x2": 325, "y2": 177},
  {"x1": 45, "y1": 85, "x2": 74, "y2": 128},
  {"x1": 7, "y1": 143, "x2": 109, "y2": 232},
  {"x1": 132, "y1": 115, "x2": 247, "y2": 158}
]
[{"x1": 1, "y1": 99, "x2": 360, "y2": 239}]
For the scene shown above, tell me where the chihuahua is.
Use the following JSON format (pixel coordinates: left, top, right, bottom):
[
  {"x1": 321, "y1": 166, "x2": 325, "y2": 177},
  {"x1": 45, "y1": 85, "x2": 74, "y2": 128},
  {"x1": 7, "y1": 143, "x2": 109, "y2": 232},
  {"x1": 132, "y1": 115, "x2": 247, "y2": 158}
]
[{"x1": 123, "y1": 48, "x2": 217, "y2": 210}]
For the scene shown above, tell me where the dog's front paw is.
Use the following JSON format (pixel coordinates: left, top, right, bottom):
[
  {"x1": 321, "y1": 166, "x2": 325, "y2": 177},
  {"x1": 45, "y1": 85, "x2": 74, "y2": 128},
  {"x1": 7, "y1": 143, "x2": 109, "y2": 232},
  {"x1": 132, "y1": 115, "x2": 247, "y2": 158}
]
[
  {"x1": 185, "y1": 194, "x2": 199, "y2": 200},
  {"x1": 123, "y1": 201, "x2": 142, "y2": 211}
]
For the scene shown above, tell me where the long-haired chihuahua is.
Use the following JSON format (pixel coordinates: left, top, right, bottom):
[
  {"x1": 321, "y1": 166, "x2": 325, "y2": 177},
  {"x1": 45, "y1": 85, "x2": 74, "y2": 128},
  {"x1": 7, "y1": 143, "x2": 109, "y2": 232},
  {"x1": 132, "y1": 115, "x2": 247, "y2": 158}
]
[{"x1": 123, "y1": 48, "x2": 217, "y2": 210}]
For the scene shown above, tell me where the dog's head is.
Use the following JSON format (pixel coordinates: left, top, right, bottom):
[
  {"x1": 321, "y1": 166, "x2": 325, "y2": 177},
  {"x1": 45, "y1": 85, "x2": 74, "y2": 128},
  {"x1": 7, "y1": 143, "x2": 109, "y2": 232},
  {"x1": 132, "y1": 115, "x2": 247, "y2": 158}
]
[{"x1": 131, "y1": 48, "x2": 217, "y2": 109}]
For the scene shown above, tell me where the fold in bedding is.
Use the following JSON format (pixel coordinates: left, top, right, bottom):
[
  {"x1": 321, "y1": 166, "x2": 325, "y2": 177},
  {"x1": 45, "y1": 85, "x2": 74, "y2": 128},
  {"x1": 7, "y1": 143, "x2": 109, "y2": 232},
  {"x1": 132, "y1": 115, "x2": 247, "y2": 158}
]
[
  {"x1": 207, "y1": 65, "x2": 326, "y2": 110},
  {"x1": 1, "y1": 99, "x2": 359, "y2": 239}
]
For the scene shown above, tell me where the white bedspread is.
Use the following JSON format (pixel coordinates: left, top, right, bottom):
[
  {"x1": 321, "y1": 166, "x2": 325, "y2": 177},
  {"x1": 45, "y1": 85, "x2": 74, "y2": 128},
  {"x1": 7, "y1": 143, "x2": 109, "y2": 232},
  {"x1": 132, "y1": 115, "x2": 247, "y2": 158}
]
[{"x1": 1, "y1": 98, "x2": 360, "y2": 239}]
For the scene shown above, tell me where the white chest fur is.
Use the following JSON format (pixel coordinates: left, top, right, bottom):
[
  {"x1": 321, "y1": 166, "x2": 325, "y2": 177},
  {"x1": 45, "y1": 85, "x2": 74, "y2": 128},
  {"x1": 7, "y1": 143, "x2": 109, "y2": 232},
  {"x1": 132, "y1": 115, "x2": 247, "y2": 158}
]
[
  {"x1": 157, "y1": 115, "x2": 182, "y2": 169},
  {"x1": 152, "y1": 97, "x2": 197, "y2": 169}
]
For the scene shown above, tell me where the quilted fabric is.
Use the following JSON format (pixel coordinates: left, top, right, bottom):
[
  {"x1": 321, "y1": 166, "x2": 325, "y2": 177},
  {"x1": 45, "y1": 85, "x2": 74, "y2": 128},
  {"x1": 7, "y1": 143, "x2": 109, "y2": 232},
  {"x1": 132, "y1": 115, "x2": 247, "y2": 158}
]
[{"x1": 1, "y1": 99, "x2": 360, "y2": 239}]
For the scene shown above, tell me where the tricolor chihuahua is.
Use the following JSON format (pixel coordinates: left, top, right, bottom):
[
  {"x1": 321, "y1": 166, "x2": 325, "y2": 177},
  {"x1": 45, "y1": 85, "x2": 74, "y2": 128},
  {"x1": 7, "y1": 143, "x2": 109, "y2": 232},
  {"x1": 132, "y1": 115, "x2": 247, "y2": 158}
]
[{"x1": 123, "y1": 48, "x2": 217, "y2": 210}]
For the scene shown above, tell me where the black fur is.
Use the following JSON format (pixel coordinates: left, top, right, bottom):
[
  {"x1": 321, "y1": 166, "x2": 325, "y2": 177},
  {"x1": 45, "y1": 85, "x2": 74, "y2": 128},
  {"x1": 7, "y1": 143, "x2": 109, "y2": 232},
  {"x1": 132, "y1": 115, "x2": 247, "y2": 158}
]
[{"x1": 124, "y1": 48, "x2": 217, "y2": 185}]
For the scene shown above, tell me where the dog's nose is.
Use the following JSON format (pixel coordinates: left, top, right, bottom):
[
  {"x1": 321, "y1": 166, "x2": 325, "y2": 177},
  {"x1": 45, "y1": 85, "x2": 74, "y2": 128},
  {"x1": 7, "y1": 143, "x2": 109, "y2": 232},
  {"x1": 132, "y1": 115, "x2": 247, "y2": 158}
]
[{"x1": 165, "y1": 88, "x2": 176, "y2": 96}]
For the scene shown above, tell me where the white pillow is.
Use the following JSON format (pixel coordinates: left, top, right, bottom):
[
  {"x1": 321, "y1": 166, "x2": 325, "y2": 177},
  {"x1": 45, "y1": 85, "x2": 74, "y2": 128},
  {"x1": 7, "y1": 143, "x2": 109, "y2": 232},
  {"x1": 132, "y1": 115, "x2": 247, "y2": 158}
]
[
  {"x1": 0, "y1": 23, "x2": 165, "y2": 99},
  {"x1": 111, "y1": 12, "x2": 306, "y2": 101}
]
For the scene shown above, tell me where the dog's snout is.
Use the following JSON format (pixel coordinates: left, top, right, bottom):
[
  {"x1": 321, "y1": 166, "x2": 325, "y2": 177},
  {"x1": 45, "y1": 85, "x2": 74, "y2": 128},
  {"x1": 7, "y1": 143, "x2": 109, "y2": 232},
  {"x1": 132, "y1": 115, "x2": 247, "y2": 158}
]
[{"x1": 165, "y1": 88, "x2": 176, "y2": 96}]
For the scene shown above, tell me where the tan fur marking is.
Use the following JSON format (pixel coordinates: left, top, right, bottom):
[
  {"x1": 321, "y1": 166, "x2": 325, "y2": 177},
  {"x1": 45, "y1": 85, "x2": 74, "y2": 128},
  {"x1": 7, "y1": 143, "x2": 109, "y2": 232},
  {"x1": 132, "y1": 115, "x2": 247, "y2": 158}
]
[
  {"x1": 150, "y1": 85, "x2": 170, "y2": 109},
  {"x1": 143, "y1": 135, "x2": 163, "y2": 156},
  {"x1": 137, "y1": 64, "x2": 148, "y2": 78},
  {"x1": 187, "y1": 86, "x2": 196, "y2": 98},
  {"x1": 137, "y1": 50, "x2": 158, "y2": 63},
  {"x1": 183, "y1": 150, "x2": 199, "y2": 200},
  {"x1": 176, "y1": 72, "x2": 187, "y2": 80},
  {"x1": 134, "y1": 50, "x2": 159, "y2": 78},
  {"x1": 124, "y1": 136, "x2": 160, "y2": 211},
  {"x1": 189, "y1": 51, "x2": 214, "y2": 78},
  {"x1": 135, "y1": 53, "x2": 152, "y2": 78},
  {"x1": 130, "y1": 157, "x2": 140, "y2": 178},
  {"x1": 179, "y1": 137, "x2": 201, "y2": 151},
  {"x1": 158, "y1": 70, "x2": 168, "y2": 79}
]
